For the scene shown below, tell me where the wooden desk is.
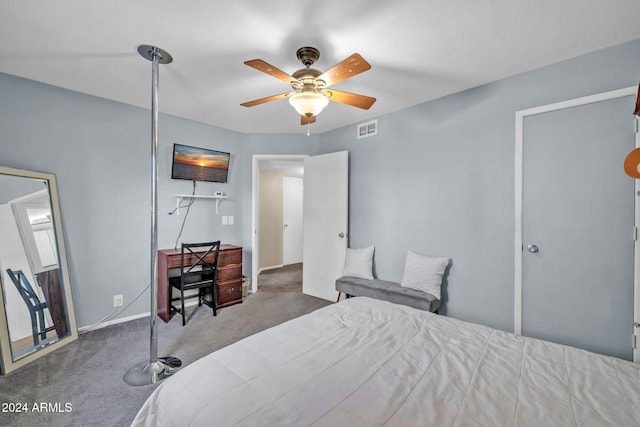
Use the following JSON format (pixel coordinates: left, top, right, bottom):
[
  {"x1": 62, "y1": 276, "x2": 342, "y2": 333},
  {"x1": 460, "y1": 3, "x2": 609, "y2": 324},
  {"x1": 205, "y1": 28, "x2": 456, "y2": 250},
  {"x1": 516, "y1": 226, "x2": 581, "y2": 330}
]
[{"x1": 157, "y1": 244, "x2": 243, "y2": 323}]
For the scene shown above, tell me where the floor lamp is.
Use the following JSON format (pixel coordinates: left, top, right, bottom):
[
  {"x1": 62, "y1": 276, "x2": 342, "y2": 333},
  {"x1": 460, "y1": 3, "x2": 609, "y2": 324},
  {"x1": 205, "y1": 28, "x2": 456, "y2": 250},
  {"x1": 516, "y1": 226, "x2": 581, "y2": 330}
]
[{"x1": 124, "y1": 45, "x2": 181, "y2": 386}]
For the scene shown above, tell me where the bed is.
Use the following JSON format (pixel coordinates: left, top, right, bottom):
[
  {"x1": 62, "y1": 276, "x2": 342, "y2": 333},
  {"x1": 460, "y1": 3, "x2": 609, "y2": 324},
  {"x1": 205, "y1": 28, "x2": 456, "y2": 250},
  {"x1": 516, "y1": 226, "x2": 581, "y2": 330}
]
[{"x1": 131, "y1": 297, "x2": 640, "y2": 426}]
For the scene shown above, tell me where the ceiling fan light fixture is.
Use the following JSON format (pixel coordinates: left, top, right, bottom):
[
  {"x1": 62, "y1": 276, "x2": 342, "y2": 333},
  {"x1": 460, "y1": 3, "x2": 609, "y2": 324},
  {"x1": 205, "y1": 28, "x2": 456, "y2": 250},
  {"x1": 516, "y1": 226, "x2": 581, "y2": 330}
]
[{"x1": 288, "y1": 90, "x2": 329, "y2": 117}]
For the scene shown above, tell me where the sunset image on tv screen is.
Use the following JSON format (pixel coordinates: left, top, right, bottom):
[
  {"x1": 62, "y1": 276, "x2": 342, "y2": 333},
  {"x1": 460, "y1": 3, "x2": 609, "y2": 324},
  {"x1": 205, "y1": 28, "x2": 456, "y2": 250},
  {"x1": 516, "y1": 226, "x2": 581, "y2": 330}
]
[{"x1": 172, "y1": 144, "x2": 229, "y2": 182}]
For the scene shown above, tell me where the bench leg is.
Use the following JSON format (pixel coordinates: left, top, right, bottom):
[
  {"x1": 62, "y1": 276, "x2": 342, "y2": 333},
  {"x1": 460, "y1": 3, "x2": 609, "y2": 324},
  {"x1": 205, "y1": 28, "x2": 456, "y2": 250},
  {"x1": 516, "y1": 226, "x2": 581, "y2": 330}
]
[{"x1": 336, "y1": 292, "x2": 354, "y2": 302}]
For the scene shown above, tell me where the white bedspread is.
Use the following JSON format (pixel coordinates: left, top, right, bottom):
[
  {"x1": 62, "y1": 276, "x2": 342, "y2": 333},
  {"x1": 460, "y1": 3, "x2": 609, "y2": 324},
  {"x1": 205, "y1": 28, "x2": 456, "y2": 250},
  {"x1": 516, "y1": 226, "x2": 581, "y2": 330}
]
[{"x1": 132, "y1": 297, "x2": 640, "y2": 426}]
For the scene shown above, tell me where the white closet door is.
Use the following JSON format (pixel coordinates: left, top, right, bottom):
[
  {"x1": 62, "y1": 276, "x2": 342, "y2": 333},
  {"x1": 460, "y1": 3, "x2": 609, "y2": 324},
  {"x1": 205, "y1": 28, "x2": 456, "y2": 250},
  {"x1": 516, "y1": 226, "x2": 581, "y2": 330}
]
[{"x1": 283, "y1": 176, "x2": 303, "y2": 265}]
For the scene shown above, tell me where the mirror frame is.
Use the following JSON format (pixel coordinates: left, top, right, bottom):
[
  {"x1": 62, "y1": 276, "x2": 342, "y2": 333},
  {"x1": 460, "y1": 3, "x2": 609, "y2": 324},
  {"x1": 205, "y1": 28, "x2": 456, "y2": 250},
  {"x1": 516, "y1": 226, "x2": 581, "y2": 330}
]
[{"x1": 0, "y1": 166, "x2": 78, "y2": 374}]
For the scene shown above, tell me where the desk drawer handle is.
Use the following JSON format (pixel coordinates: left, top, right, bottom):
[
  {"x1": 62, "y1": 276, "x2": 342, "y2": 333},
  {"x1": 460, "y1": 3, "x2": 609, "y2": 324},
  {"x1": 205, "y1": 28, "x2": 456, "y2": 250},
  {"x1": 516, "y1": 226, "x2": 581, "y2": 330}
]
[{"x1": 227, "y1": 287, "x2": 235, "y2": 294}]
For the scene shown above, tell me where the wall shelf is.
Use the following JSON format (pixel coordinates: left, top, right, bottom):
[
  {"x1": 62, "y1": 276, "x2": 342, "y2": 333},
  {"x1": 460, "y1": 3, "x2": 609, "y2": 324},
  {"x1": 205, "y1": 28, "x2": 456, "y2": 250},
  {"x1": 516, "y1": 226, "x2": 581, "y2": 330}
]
[{"x1": 175, "y1": 194, "x2": 227, "y2": 215}]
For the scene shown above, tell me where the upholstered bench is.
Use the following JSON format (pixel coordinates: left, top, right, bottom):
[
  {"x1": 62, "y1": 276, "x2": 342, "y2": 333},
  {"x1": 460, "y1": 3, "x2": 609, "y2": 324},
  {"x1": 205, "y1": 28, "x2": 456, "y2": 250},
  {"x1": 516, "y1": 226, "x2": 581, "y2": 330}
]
[{"x1": 335, "y1": 276, "x2": 441, "y2": 313}]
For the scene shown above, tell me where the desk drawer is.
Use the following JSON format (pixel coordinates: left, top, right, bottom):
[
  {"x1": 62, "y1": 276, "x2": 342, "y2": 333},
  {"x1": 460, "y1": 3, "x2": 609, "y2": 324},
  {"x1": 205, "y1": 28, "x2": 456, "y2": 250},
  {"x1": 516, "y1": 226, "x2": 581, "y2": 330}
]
[
  {"x1": 217, "y1": 264, "x2": 242, "y2": 282},
  {"x1": 166, "y1": 254, "x2": 213, "y2": 269},
  {"x1": 217, "y1": 279, "x2": 242, "y2": 306},
  {"x1": 219, "y1": 248, "x2": 242, "y2": 266}
]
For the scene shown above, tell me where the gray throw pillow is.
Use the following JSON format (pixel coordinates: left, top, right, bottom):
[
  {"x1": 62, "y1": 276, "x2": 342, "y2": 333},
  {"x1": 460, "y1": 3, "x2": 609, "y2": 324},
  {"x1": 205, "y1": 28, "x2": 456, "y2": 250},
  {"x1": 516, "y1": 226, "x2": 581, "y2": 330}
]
[
  {"x1": 342, "y1": 246, "x2": 375, "y2": 279},
  {"x1": 400, "y1": 250, "x2": 449, "y2": 299}
]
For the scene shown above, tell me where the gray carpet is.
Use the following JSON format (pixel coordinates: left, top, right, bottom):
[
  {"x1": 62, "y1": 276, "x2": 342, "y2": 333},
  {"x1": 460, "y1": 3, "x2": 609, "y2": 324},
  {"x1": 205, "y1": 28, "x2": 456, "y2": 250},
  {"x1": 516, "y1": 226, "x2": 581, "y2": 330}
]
[
  {"x1": 0, "y1": 264, "x2": 330, "y2": 427},
  {"x1": 257, "y1": 263, "x2": 302, "y2": 293}
]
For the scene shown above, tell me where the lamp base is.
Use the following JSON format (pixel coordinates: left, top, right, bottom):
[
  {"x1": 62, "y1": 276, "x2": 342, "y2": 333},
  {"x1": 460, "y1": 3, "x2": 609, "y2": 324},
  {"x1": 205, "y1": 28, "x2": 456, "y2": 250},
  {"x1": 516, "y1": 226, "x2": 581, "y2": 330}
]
[{"x1": 123, "y1": 357, "x2": 182, "y2": 386}]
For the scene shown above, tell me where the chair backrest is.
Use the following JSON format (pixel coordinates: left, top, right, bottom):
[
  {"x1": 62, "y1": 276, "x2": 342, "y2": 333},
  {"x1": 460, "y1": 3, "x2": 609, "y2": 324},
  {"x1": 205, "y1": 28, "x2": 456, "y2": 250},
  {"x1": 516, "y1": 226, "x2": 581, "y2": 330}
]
[
  {"x1": 179, "y1": 241, "x2": 221, "y2": 282},
  {"x1": 6, "y1": 269, "x2": 43, "y2": 309}
]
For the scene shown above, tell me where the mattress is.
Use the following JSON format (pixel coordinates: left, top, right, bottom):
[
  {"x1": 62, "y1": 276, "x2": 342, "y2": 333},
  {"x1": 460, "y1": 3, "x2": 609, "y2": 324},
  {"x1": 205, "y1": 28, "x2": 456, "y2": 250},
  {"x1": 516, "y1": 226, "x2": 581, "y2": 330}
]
[{"x1": 131, "y1": 297, "x2": 640, "y2": 426}]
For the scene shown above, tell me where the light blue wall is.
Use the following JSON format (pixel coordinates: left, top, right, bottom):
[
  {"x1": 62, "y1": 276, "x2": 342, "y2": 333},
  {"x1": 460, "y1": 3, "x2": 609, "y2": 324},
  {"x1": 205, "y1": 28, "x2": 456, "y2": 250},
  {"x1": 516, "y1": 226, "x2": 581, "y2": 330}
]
[
  {"x1": 318, "y1": 39, "x2": 640, "y2": 330},
  {"x1": 0, "y1": 74, "x2": 318, "y2": 327},
  {"x1": 2, "y1": 38, "x2": 639, "y2": 331}
]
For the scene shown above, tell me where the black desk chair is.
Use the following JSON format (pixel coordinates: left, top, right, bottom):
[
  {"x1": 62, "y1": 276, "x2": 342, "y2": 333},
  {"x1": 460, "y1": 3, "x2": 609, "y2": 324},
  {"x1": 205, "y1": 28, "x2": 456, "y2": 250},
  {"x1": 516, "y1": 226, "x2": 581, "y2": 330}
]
[
  {"x1": 169, "y1": 241, "x2": 220, "y2": 326},
  {"x1": 5, "y1": 269, "x2": 56, "y2": 347}
]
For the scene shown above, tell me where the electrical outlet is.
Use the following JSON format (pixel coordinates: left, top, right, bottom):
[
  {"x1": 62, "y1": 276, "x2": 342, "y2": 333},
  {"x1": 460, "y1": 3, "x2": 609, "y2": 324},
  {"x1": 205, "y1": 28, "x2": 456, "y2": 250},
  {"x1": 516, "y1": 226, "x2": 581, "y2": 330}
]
[{"x1": 113, "y1": 294, "x2": 123, "y2": 307}]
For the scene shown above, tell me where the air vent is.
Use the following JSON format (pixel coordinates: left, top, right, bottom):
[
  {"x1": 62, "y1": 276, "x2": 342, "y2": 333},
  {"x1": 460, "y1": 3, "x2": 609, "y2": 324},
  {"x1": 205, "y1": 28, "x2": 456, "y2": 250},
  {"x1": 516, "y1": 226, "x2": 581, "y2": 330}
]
[{"x1": 357, "y1": 119, "x2": 377, "y2": 139}]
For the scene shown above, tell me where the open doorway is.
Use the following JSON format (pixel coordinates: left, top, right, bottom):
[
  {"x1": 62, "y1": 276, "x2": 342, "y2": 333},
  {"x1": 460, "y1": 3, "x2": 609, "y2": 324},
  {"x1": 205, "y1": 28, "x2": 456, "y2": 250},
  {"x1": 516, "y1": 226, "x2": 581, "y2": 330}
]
[{"x1": 251, "y1": 155, "x2": 306, "y2": 294}]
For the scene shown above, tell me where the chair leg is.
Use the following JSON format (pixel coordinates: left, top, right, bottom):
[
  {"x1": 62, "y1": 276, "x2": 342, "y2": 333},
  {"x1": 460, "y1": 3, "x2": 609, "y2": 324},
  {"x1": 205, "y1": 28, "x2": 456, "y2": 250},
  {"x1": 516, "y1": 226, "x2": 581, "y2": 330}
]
[
  {"x1": 336, "y1": 292, "x2": 342, "y2": 302},
  {"x1": 29, "y1": 312, "x2": 39, "y2": 347},
  {"x1": 37, "y1": 308, "x2": 47, "y2": 341},
  {"x1": 180, "y1": 288, "x2": 186, "y2": 326},
  {"x1": 211, "y1": 283, "x2": 217, "y2": 317}
]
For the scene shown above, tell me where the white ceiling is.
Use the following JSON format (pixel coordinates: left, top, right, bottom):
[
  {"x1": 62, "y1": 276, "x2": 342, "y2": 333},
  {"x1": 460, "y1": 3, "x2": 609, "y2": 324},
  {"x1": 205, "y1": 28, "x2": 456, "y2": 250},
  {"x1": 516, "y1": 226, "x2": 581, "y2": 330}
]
[{"x1": 2, "y1": 1, "x2": 640, "y2": 135}]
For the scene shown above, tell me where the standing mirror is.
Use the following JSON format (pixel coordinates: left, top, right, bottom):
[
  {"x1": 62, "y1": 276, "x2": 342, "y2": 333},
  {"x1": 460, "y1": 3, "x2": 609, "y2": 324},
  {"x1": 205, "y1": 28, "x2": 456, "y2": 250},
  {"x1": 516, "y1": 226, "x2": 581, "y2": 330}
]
[{"x1": 0, "y1": 167, "x2": 77, "y2": 374}]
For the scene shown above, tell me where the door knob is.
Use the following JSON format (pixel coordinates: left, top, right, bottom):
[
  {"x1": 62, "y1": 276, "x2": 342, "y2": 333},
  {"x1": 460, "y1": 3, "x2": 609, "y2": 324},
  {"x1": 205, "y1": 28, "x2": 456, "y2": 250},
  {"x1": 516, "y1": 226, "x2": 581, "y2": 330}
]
[
  {"x1": 527, "y1": 244, "x2": 539, "y2": 253},
  {"x1": 338, "y1": 232, "x2": 345, "y2": 238}
]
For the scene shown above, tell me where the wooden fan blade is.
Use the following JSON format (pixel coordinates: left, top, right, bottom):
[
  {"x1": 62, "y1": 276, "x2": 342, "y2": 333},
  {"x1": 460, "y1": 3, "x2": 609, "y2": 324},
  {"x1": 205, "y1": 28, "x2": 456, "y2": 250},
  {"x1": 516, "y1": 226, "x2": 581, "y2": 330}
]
[
  {"x1": 244, "y1": 59, "x2": 298, "y2": 85},
  {"x1": 301, "y1": 115, "x2": 316, "y2": 125},
  {"x1": 324, "y1": 89, "x2": 376, "y2": 110},
  {"x1": 241, "y1": 92, "x2": 290, "y2": 108},
  {"x1": 316, "y1": 53, "x2": 371, "y2": 87}
]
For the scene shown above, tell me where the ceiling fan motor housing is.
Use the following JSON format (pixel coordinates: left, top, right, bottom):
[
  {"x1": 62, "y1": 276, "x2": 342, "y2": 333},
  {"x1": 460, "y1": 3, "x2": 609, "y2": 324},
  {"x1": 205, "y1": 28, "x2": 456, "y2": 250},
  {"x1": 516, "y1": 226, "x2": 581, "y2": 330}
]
[
  {"x1": 291, "y1": 67, "x2": 324, "y2": 90},
  {"x1": 296, "y1": 46, "x2": 320, "y2": 67}
]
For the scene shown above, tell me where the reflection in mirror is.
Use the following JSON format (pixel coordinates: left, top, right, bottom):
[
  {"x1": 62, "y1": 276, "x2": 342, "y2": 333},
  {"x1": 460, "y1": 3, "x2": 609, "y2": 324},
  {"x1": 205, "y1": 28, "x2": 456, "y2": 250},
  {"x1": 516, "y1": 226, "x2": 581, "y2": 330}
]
[{"x1": 0, "y1": 167, "x2": 77, "y2": 374}]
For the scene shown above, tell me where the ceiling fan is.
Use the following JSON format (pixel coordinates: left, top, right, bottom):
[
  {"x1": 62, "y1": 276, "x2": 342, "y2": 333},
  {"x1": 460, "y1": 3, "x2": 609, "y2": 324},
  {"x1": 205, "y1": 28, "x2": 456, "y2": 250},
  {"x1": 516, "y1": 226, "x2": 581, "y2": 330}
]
[{"x1": 241, "y1": 47, "x2": 376, "y2": 125}]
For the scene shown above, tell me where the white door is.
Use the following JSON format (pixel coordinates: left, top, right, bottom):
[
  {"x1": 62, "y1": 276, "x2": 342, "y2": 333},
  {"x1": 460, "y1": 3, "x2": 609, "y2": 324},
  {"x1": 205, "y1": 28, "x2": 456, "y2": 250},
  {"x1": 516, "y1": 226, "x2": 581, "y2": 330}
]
[
  {"x1": 303, "y1": 151, "x2": 348, "y2": 301},
  {"x1": 283, "y1": 176, "x2": 303, "y2": 265},
  {"x1": 519, "y1": 94, "x2": 636, "y2": 361}
]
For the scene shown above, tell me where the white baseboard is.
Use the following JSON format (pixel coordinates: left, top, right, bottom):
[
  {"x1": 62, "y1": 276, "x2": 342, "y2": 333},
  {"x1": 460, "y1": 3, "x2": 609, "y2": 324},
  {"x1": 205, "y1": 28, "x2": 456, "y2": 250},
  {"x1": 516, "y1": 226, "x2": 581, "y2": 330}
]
[
  {"x1": 79, "y1": 312, "x2": 149, "y2": 334},
  {"x1": 78, "y1": 300, "x2": 199, "y2": 333},
  {"x1": 258, "y1": 264, "x2": 284, "y2": 275}
]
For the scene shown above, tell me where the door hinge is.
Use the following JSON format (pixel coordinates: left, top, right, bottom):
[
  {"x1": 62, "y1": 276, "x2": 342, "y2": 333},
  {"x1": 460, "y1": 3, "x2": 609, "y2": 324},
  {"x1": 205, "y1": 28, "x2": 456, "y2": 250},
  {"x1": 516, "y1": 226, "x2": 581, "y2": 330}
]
[
  {"x1": 634, "y1": 334, "x2": 637, "y2": 350},
  {"x1": 634, "y1": 227, "x2": 638, "y2": 242}
]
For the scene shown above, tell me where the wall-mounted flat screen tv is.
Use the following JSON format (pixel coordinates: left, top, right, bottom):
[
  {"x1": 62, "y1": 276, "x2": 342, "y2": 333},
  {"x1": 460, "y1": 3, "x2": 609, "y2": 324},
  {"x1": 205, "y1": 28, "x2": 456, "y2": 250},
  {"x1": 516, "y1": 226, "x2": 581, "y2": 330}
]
[{"x1": 171, "y1": 143, "x2": 230, "y2": 183}]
